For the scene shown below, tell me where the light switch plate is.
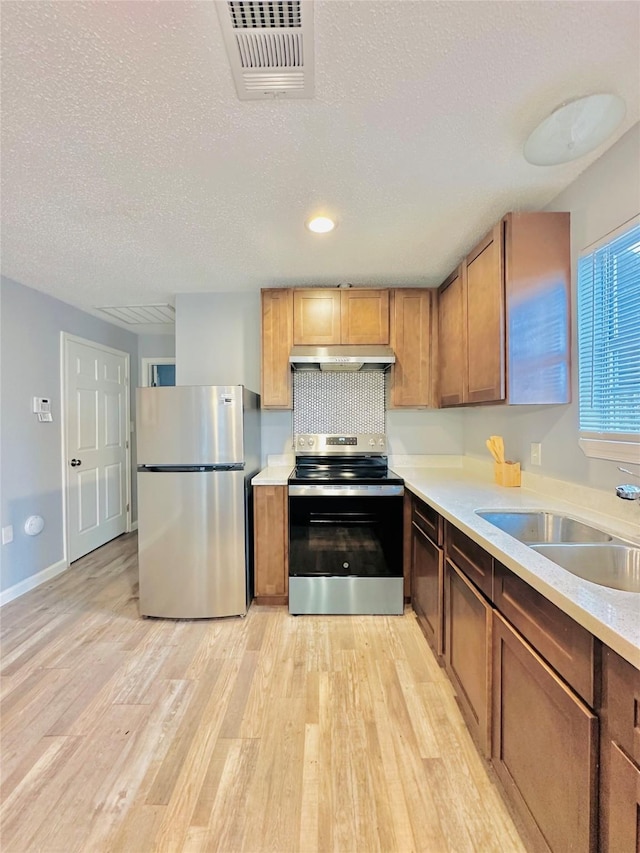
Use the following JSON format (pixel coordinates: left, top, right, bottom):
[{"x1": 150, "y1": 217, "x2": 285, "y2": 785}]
[
  {"x1": 530, "y1": 442, "x2": 542, "y2": 466},
  {"x1": 2, "y1": 525, "x2": 14, "y2": 545}
]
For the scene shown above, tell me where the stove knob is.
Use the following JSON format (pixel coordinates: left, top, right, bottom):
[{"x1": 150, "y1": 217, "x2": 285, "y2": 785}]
[
  {"x1": 378, "y1": 439, "x2": 385, "y2": 447},
  {"x1": 298, "y1": 437, "x2": 305, "y2": 446},
  {"x1": 308, "y1": 438, "x2": 315, "y2": 446},
  {"x1": 369, "y1": 438, "x2": 375, "y2": 446}
]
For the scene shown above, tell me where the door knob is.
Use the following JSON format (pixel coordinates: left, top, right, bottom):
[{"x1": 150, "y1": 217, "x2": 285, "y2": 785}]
[{"x1": 70, "y1": 458, "x2": 82, "y2": 467}]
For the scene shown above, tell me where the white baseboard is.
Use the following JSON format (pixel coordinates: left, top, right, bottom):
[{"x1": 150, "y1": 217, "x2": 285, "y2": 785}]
[{"x1": 0, "y1": 558, "x2": 68, "y2": 607}]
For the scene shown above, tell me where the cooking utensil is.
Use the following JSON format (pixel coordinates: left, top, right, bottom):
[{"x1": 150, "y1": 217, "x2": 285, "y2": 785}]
[
  {"x1": 486, "y1": 438, "x2": 500, "y2": 462},
  {"x1": 489, "y1": 435, "x2": 505, "y2": 463}
]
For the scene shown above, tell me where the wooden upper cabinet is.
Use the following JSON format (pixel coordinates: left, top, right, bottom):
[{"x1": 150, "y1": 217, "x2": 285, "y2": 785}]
[
  {"x1": 341, "y1": 289, "x2": 389, "y2": 344},
  {"x1": 505, "y1": 211, "x2": 571, "y2": 405},
  {"x1": 389, "y1": 288, "x2": 433, "y2": 408},
  {"x1": 293, "y1": 288, "x2": 389, "y2": 346},
  {"x1": 293, "y1": 289, "x2": 341, "y2": 345},
  {"x1": 437, "y1": 267, "x2": 465, "y2": 407},
  {"x1": 261, "y1": 289, "x2": 293, "y2": 409},
  {"x1": 437, "y1": 211, "x2": 570, "y2": 407},
  {"x1": 466, "y1": 224, "x2": 505, "y2": 403}
]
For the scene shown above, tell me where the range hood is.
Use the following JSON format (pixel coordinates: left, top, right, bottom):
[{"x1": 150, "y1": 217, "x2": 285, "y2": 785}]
[{"x1": 289, "y1": 345, "x2": 396, "y2": 372}]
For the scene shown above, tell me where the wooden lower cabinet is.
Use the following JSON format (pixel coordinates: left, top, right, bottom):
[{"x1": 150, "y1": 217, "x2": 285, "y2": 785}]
[
  {"x1": 253, "y1": 485, "x2": 288, "y2": 604},
  {"x1": 599, "y1": 645, "x2": 640, "y2": 852},
  {"x1": 606, "y1": 742, "x2": 640, "y2": 853},
  {"x1": 493, "y1": 560, "x2": 596, "y2": 706},
  {"x1": 444, "y1": 559, "x2": 492, "y2": 756},
  {"x1": 492, "y1": 612, "x2": 598, "y2": 853},
  {"x1": 411, "y1": 520, "x2": 443, "y2": 656}
]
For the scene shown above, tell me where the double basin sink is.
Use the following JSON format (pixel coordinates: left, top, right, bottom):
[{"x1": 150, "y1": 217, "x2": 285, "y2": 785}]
[{"x1": 476, "y1": 510, "x2": 640, "y2": 593}]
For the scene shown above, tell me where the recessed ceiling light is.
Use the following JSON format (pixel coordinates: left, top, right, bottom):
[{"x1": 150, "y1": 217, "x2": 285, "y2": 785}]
[
  {"x1": 307, "y1": 216, "x2": 335, "y2": 234},
  {"x1": 524, "y1": 93, "x2": 626, "y2": 166}
]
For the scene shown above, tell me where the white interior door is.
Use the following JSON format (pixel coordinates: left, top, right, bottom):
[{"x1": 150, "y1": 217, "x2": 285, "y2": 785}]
[{"x1": 64, "y1": 336, "x2": 129, "y2": 562}]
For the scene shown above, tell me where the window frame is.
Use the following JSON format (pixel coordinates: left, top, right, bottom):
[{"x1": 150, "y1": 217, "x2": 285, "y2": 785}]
[
  {"x1": 577, "y1": 215, "x2": 640, "y2": 464},
  {"x1": 140, "y1": 357, "x2": 176, "y2": 387}
]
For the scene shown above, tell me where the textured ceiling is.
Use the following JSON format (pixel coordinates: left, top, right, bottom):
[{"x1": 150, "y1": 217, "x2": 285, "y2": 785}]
[{"x1": 2, "y1": 0, "x2": 639, "y2": 334}]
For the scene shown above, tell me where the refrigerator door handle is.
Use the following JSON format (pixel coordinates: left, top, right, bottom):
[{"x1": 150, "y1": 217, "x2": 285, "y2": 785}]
[{"x1": 137, "y1": 463, "x2": 245, "y2": 473}]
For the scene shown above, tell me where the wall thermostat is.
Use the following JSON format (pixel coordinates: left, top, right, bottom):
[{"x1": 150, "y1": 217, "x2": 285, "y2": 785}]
[{"x1": 33, "y1": 397, "x2": 53, "y2": 422}]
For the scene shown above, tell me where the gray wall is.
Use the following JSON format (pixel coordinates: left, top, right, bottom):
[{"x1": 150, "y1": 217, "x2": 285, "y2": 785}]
[
  {"x1": 175, "y1": 292, "x2": 260, "y2": 390},
  {"x1": 462, "y1": 123, "x2": 640, "y2": 490},
  {"x1": 0, "y1": 277, "x2": 138, "y2": 594},
  {"x1": 138, "y1": 333, "x2": 175, "y2": 359}
]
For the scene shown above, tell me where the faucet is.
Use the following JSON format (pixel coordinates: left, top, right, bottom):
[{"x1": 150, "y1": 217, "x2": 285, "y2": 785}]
[{"x1": 616, "y1": 466, "x2": 640, "y2": 501}]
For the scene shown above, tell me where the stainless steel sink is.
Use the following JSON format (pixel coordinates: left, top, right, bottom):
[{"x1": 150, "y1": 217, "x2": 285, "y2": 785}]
[
  {"x1": 531, "y1": 544, "x2": 640, "y2": 593},
  {"x1": 476, "y1": 511, "x2": 613, "y2": 544}
]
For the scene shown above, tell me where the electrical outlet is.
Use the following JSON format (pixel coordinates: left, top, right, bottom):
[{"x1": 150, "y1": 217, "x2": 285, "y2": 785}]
[
  {"x1": 530, "y1": 442, "x2": 542, "y2": 466},
  {"x1": 2, "y1": 525, "x2": 14, "y2": 545}
]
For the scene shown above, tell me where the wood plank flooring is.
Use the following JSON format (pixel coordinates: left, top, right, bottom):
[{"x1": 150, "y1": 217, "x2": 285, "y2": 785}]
[{"x1": 0, "y1": 533, "x2": 526, "y2": 852}]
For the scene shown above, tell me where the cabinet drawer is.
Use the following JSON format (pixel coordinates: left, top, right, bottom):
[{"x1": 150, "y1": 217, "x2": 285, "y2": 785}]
[
  {"x1": 445, "y1": 521, "x2": 493, "y2": 598},
  {"x1": 412, "y1": 497, "x2": 442, "y2": 545},
  {"x1": 494, "y1": 561, "x2": 597, "y2": 707},
  {"x1": 603, "y1": 646, "x2": 640, "y2": 764}
]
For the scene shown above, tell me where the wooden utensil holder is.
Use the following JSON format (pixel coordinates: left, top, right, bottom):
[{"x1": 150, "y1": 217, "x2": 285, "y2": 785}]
[{"x1": 494, "y1": 461, "x2": 521, "y2": 487}]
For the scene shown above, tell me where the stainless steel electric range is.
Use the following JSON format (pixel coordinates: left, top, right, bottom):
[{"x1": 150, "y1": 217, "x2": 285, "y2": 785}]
[{"x1": 288, "y1": 434, "x2": 405, "y2": 615}]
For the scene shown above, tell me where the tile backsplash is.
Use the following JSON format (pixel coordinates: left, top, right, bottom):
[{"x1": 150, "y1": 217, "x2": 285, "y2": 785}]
[{"x1": 293, "y1": 371, "x2": 385, "y2": 434}]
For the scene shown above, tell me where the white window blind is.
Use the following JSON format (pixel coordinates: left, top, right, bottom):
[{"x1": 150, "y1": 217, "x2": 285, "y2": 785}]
[{"x1": 577, "y1": 219, "x2": 640, "y2": 462}]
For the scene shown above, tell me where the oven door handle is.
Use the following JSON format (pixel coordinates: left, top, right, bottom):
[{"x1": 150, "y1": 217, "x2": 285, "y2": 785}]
[{"x1": 288, "y1": 484, "x2": 404, "y2": 497}]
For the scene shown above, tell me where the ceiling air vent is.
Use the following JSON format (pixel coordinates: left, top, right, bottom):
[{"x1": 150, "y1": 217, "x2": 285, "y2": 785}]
[
  {"x1": 98, "y1": 304, "x2": 175, "y2": 325},
  {"x1": 217, "y1": 1, "x2": 314, "y2": 100}
]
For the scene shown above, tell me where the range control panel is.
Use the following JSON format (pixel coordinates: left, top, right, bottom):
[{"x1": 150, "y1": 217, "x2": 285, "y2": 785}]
[{"x1": 294, "y1": 434, "x2": 387, "y2": 455}]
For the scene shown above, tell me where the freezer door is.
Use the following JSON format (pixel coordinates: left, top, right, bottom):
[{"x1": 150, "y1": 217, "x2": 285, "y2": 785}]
[
  {"x1": 137, "y1": 468, "x2": 247, "y2": 618},
  {"x1": 136, "y1": 385, "x2": 244, "y2": 466}
]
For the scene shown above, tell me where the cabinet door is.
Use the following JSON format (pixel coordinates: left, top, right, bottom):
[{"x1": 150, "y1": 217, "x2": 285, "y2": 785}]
[
  {"x1": 492, "y1": 613, "x2": 598, "y2": 853},
  {"x1": 606, "y1": 742, "x2": 640, "y2": 853},
  {"x1": 390, "y1": 288, "x2": 433, "y2": 407},
  {"x1": 254, "y1": 485, "x2": 288, "y2": 602},
  {"x1": 505, "y1": 212, "x2": 571, "y2": 405},
  {"x1": 340, "y1": 289, "x2": 389, "y2": 344},
  {"x1": 599, "y1": 646, "x2": 640, "y2": 851},
  {"x1": 293, "y1": 289, "x2": 341, "y2": 345},
  {"x1": 437, "y1": 266, "x2": 466, "y2": 406},
  {"x1": 466, "y1": 224, "x2": 505, "y2": 403},
  {"x1": 444, "y1": 559, "x2": 492, "y2": 755},
  {"x1": 412, "y1": 522, "x2": 444, "y2": 656},
  {"x1": 261, "y1": 289, "x2": 293, "y2": 408}
]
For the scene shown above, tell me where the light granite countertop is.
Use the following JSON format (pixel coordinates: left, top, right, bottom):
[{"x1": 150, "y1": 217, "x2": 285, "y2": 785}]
[
  {"x1": 252, "y1": 465, "x2": 293, "y2": 486},
  {"x1": 252, "y1": 455, "x2": 640, "y2": 668}
]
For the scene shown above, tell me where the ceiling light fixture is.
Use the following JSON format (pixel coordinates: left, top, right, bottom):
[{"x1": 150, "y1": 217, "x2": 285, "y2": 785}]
[
  {"x1": 523, "y1": 93, "x2": 626, "y2": 166},
  {"x1": 307, "y1": 216, "x2": 335, "y2": 234}
]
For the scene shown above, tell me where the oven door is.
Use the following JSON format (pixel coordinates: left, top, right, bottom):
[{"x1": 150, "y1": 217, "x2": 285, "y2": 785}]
[{"x1": 288, "y1": 492, "x2": 403, "y2": 580}]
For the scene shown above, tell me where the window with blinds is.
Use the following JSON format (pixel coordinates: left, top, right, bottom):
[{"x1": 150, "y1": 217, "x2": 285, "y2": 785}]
[{"x1": 577, "y1": 218, "x2": 640, "y2": 462}]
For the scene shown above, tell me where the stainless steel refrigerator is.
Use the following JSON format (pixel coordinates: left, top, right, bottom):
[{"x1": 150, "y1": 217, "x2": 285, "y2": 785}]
[{"x1": 136, "y1": 385, "x2": 260, "y2": 618}]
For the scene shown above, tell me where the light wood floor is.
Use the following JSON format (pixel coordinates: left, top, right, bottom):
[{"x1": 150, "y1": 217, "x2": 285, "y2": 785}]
[{"x1": 0, "y1": 533, "x2": 526, "y2": 853}]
